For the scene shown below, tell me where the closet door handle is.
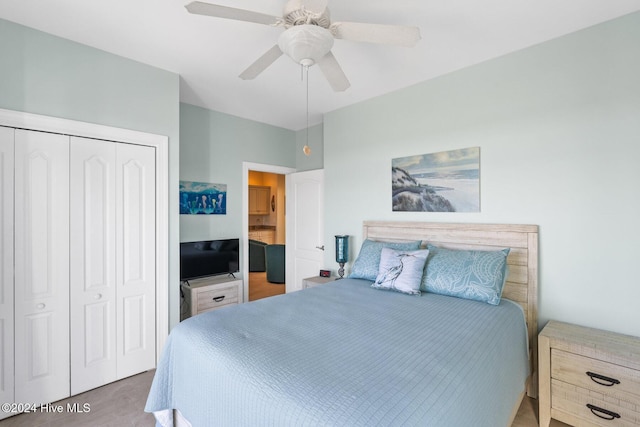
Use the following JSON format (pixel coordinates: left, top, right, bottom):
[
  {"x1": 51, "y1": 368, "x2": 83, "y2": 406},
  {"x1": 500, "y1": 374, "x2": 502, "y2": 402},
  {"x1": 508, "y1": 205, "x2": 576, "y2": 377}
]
[
  {"x1": 36, "y1": 303, "x2": 46, "y2": 310},
  {"x1": 95, "y1": 293, "x2": 103, "y2": 300}
]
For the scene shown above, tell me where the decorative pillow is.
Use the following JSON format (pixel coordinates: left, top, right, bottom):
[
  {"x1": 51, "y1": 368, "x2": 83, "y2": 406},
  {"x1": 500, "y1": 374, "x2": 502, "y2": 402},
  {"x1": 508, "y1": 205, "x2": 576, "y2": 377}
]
[
  {"x1": 372, "y1": 248, "x2": 429, "y2": 295},
  {"x1": 421, "y1": 245, "x2": 510, "y2": 305},
  {"x1": 349, "y1": 239, "x2": 422, "y2": 281}
]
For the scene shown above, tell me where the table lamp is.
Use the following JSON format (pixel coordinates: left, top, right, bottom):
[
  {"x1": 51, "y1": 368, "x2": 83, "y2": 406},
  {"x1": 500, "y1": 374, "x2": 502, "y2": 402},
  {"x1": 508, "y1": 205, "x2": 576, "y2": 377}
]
[{"x1": 335, "y1": 235, "x2": 349, "y2": 279}]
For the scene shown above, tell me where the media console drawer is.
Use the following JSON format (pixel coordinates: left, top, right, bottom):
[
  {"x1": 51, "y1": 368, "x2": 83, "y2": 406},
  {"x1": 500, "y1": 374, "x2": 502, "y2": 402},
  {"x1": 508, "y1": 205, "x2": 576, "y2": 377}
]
[
  {"x1": 197, "y1": 284, "x2": 239, "y2": 312},
  {"x1": 539, "y1": 321, "x2": 640, "y2": 427},
  {"x1": 181, "y1": 277, "x2": 243, "y2": 320}
]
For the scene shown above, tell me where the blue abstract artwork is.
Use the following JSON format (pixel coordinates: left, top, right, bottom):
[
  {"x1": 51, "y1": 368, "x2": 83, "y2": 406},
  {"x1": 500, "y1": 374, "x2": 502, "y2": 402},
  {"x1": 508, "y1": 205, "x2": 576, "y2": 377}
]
[{"x1": 180, "y1": 180, "x2": 227, "y2": 215}]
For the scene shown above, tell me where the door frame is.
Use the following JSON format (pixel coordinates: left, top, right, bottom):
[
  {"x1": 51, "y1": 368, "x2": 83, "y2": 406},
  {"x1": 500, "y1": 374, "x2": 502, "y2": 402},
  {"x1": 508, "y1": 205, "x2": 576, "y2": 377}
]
[
  {"x1": 0, "y1": 108, "x2": 170, "y2": 360},
  {"x1": 242, "y1": 162, "x2": 296, "y2": 302}
]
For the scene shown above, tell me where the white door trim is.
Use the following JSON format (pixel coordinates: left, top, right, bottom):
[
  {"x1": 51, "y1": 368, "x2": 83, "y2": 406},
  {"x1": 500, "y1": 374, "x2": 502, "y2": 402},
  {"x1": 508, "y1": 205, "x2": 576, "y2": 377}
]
[
  {"x1": 242, "y1": 162, "x2": 296, "y2": 302},
  {"x1": 0, "y1": 108, "x2": 169, "y2": 361}
]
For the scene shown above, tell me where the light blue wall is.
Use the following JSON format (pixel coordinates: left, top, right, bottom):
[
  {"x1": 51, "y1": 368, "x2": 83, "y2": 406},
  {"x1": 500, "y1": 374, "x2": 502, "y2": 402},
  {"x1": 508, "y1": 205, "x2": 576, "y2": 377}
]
[
  {"x1": 295, "y1": 123, "x2": 324, "y2": 171},
  {"x1": 324, "y1": 12, "x2": 640, "y2": 337},
  {"x1": 0, "y1": 18, "x2": 182, "y2": 329},
  {"x1": 0, "y1": 19, "x2": 178, "y2": 137},
  {"x1": 179, "y1": 102, "x2": 296, "y2": 245}
]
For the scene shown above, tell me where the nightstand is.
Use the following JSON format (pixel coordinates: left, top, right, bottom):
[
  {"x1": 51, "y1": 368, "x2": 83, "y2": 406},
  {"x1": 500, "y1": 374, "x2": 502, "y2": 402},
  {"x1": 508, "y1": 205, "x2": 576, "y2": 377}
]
[
  {"x1": 538, "y1": 320, "x2": 640, "y2": 427},
  {"x1": 302, "y1": 276, "x2": 334, "y2": 289}
]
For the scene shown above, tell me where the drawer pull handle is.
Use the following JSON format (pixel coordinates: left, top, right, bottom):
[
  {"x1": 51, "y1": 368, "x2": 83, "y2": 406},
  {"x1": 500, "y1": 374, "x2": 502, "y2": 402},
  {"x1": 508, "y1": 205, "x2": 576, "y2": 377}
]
[
  {"x1": 586, "y1": 404, "x2": 620, "y2": 421},
  {"x1": 212, "y1": 296, "x2": 225, "y2": 302},
  {"x1": 586, "y1": 371, "x2": 620, "y2": 387}
]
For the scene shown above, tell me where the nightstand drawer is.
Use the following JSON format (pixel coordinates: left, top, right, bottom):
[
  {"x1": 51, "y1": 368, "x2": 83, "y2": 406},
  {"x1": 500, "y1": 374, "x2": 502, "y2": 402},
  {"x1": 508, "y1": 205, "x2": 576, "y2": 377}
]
[
  {"x1": 197, "y1": 285, "x2": 239, "y2": 311},
  {"x1": 552, "y1": 379, "x2": 640, "y2": 427},
  {"x1": 552, "y1": 349, "x2": 640, "y2": 403}
]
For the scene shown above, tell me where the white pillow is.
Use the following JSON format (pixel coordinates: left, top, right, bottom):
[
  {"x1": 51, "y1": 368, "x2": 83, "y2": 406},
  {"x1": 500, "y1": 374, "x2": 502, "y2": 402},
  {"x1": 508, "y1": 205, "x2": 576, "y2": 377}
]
[{"x1": 371, "y1": 248, "x2": 430, "y2": 295}]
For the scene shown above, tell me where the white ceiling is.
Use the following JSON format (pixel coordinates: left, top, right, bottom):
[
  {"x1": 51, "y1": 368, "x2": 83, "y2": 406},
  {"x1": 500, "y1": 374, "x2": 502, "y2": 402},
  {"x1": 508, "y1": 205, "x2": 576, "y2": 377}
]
[{"x1": 2, "y1": 1, "x2": 639, "y2": 130}]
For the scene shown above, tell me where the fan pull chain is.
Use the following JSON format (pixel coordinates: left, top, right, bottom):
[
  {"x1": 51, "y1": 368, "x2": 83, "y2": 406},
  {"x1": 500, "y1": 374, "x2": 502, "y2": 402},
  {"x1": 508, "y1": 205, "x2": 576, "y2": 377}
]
[
  {"x1": 306, "y1": 65, "x2": 309, "y2": 132},
  {"x1": 303, "y1": 65, "x2": 311, "y2": 156}
]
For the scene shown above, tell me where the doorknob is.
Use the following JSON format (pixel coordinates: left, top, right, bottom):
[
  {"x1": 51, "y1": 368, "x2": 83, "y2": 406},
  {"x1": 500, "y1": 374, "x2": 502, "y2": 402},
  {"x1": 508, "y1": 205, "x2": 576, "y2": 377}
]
[{"x1": 315, "y1": 245, "x2": 325, "y2": 251}]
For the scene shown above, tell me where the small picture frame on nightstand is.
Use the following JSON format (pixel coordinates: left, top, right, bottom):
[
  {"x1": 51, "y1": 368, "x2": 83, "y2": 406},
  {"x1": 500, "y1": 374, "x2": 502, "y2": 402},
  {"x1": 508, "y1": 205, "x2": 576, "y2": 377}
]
[{"x1": 319, "y1": 269, "x2": 331, "y2": 278}]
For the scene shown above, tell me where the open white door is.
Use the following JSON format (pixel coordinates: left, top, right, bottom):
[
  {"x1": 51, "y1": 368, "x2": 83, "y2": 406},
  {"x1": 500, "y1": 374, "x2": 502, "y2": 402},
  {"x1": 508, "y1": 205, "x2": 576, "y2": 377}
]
[{"x1": 286, "y1": 169, "x2": 325, "y2": 293}]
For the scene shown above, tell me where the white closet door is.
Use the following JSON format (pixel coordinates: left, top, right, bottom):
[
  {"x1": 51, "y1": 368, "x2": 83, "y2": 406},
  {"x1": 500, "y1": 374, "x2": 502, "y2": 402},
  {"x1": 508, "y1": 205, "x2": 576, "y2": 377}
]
[
  {"x1": 0, "y1": 127, "x2": 14, "y2": 417},
  {"x1": 70, "y1": 137, "x2": 117, "y2": 395},
  {"x1": 14, "y1": 129, "x2": 70, "y2": 404},
  {"x1": 116, "y1": 143, "x2": 156, "y2": 378}
]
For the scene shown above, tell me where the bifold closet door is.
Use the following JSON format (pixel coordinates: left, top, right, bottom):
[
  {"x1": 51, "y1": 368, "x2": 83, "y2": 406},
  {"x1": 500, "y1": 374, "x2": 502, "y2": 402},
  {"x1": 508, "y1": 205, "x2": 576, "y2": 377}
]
[
  {"x1": 115, "y1": 142, "x2": 156, "y2": 379},
  {"x1": 70, "y1": 137, "x2": 117, "y2": 395},
  {"x1": 69, "y1": 138, "x2": 156, "y2": 394},
  {"x1": 0, "y1": 127, "x2": 14, "y2": 416},
  {"x1": 14, "y1": 129, "x2": 70, "y2": 405}
]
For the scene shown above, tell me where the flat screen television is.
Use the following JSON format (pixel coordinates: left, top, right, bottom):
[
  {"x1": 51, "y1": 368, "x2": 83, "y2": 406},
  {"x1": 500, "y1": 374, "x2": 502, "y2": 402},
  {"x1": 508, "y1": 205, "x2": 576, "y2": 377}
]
[{"x1": 180, "y1": 238, "x2": 240, "y2": 281}]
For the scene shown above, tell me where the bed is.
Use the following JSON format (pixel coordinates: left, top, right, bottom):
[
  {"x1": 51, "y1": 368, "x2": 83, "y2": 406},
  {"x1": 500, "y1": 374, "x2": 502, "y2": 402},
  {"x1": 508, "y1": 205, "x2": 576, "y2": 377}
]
[{"x1": 146, "y1": 221, "x2": 539, "y2": 426}]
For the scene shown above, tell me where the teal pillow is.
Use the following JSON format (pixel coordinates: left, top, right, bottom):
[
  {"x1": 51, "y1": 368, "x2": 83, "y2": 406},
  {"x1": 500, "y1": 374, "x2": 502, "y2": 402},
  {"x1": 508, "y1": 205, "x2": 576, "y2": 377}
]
[
  {"x1": 349, "y1": 239, "x2": 422, "y2": 281},
  {"x1": 421, "y1": 245, "x2": 510, "y2": 305},
  {"x1": 371, "y1": 248, "x2": 429, "y2": 295}
]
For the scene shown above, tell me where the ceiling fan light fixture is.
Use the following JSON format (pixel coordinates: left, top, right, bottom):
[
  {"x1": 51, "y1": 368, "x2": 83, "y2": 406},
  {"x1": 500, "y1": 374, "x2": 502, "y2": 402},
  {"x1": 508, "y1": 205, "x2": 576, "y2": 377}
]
[{"x1": 278, "y1": 24, "x2": 334, "y2": 65}]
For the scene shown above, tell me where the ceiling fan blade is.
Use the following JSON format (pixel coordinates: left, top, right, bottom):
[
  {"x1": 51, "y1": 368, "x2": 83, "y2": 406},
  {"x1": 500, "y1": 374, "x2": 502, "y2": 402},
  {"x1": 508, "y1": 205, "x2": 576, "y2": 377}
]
[
  {"x1": 331, "y1": 22, "x2": 421, "y2": 47},
  {"x1": 185, "y1": 1, "x2": 281, "y2": 26},
  {"x1": 317, "y1": 51, "x2": 350, "y2": 92},
  {"x1": 239, "y1": 45, "x2": 284, "y2": 80}
]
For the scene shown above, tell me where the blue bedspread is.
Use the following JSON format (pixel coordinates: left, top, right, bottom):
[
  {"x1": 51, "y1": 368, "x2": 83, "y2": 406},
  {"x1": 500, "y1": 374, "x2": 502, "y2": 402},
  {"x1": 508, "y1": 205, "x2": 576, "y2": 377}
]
[{"x1": 145, "y1": 278, "x2": 529, "y2": 426}]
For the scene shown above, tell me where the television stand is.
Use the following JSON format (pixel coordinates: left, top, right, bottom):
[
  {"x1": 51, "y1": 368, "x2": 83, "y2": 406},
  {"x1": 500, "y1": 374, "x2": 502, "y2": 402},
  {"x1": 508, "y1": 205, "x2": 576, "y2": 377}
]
[{"x1": 180, "y1": 275, "x2": 243, "y2": 321}]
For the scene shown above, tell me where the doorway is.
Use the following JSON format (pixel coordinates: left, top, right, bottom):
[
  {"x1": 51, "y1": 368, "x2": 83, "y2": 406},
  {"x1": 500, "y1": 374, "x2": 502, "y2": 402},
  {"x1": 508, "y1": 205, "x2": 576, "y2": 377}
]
[
  {"x1": 242, "y1": 162, "x2": 296, "y2": 303},
  {"x1": 248, "y1": 170, "x2": 285, "y2": 301}
]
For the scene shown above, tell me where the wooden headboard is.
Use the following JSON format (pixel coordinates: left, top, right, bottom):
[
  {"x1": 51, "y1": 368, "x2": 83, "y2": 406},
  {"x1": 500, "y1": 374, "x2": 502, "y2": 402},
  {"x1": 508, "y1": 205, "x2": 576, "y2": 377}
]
[{"x1": 362, "y1": 221, "x2": 539, "y2": 398}]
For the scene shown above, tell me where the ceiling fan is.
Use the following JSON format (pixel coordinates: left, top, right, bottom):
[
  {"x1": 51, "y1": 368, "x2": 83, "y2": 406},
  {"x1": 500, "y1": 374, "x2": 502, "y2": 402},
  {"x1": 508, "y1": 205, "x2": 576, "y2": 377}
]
[{"x1": 185, "y1": 0, "x2": 421, "y2": 91}]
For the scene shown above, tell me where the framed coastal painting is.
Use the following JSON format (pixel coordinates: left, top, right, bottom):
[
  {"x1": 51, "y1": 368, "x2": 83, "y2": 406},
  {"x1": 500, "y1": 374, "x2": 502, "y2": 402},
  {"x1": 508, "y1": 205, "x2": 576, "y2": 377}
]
[
  {"x1": 392, "y1": 147, "x2": 480, "y2": 212},
  {"x1": 180, "y1": 180, "x2": 227, "y2": 215}
]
